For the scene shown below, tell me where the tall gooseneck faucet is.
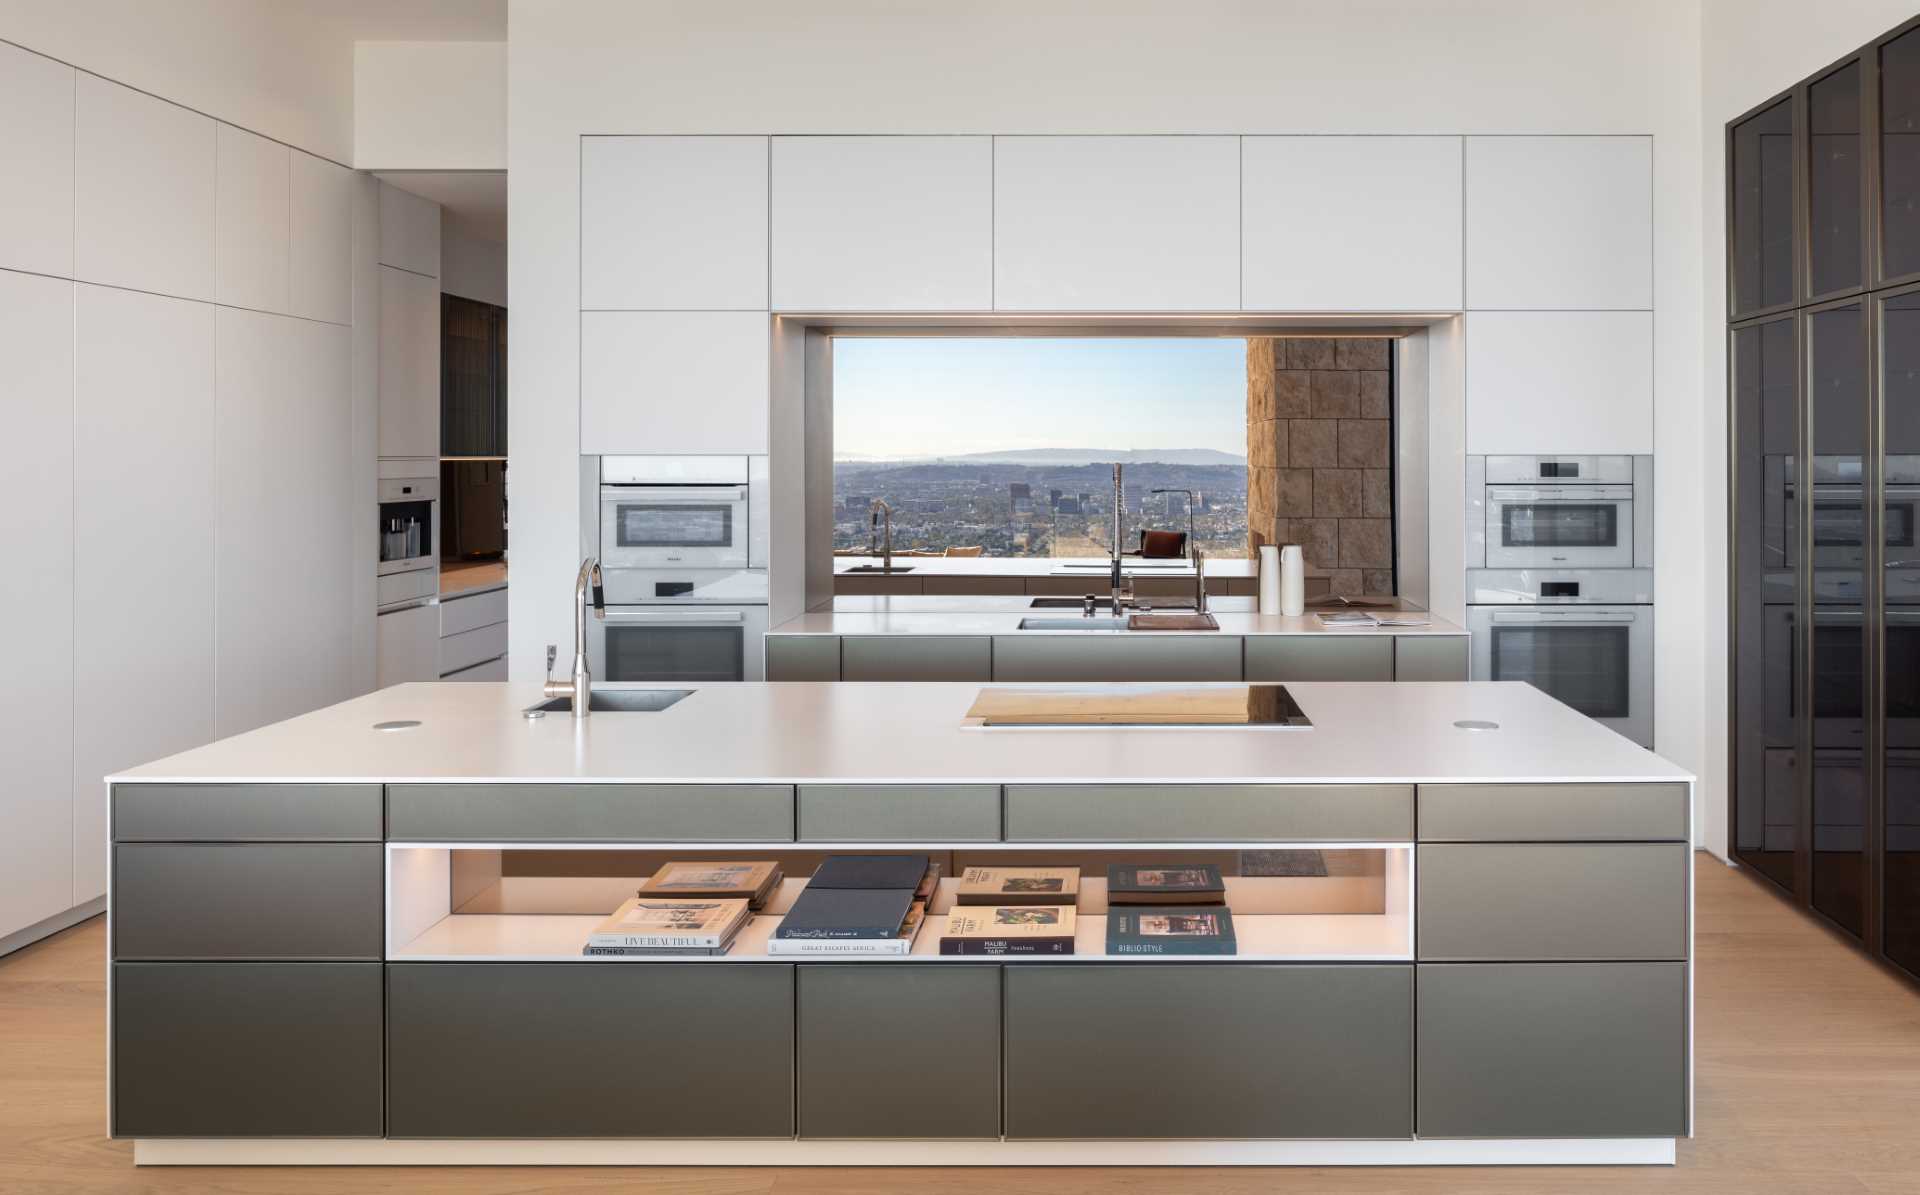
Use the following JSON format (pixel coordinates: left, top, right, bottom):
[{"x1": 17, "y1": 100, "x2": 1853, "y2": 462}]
[
  {"x1": 869, "y1": 499, "x2": 894, "y2": 574},
  {"x1": 1110, "y1": 463, "x2": 1133, "y2": 610},
  {"x1": 544, "y1": 557, "x2": 604, "y2": 717}
]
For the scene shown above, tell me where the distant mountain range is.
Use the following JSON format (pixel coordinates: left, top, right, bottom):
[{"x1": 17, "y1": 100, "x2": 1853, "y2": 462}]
[{"x1": 837, "y1": 447, "x2": 1247, "y2": 467}]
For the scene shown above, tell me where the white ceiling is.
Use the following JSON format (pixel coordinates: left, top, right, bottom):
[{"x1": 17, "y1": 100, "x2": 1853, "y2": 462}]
[
  {"x1": 375, "y1": 171, "x2": 507, "y2": 244},
  {"x1": 309, "y1": 0, "x2": 506, "y2": 42}
]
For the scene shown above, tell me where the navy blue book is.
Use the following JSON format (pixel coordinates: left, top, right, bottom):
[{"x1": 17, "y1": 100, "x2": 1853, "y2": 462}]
[
  {"x1": 1106, "y1": 906, "x2": 1238, "y2": 955},
  {"x1": 807, "y1": 854, "x2": 930, "y2": 891},
  {"x1": 773, "y1": 887, "x2": 914, "y2": 939}
]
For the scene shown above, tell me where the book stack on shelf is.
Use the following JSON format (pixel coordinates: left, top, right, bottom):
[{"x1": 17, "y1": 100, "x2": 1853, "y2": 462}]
[
  {"x1": 583, "y1": 896, "x2": 752, "y2": 957},
  {"x1": 1105, "y1": 863, "x2": 1237, "y2": 956},
  {"x1": 941, "y1": 865, "x2": 1081, "y2": 955},
  {"x1": 766, "y1": 854, "x2": 938, "y2": 957},
  {"x1": 639, "y1": 860, "x2": 783, "y2": 910}
]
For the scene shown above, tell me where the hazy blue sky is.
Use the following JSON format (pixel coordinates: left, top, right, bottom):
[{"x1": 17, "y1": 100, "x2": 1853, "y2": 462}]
[{"x1": 832, "y1": 337, "x2": 1247, "y2": 459}]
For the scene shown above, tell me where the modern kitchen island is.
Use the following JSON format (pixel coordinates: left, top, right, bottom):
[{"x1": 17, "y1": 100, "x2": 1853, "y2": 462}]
[{"x1": 107, "y1": 679, "x2": 1691, "y2": 1167}]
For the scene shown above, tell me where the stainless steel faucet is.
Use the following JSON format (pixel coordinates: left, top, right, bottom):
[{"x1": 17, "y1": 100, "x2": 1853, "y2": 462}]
[
  {"x1": 1109, "y1": 463, "x2": 1134, "y2": 610},
  {"x1": 869, "y1": 499, "x2": 894, "y2": 574},
  {"x1": 1191, "y1": 546, "x2": 1208, "y2": 615},
  {"x1": 544, "y1": 557, "x2": 604, "y2": 717}
]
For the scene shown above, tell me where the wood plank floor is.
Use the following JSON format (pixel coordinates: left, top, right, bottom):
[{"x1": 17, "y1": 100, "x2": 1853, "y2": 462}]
[{"x1": 3, "y1": 854, "x2": 1917, "y2": 1193}]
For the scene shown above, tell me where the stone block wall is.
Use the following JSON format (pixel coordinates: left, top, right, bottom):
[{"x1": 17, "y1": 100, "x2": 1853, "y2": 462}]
[{"x1": 1247, "y1": 337, "x2": 1394, "y2": 595}]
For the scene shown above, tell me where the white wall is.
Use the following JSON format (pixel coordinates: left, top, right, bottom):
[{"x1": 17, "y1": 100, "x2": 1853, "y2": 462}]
[
  {"x1": 1696, "y1": 0, "x2": 1920, "y2": 859},
  {"x1": 442, "y1": 223, "x2": 506, "y2": 307},
  {"x1": 354, "y1": 41, "x2": 507, "y2": 170},
  {"x1": 507, "y1": 0, "x2": 1710, "y2": 810}
]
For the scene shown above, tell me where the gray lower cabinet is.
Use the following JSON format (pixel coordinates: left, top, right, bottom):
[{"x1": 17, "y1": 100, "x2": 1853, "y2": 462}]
[
  {"x1": 112, "y1": 962, "x2": 384, "y2": 1137},
  {"x1": 386, "y1": 783, "x2": 795, "y2": 842},
  {"x1": 766, "y1": 635, "x2": 840, "y2": 681},
  {"x1": 1417, "y1": 783, "x2": 1689, "y2": 842},
  {"x1": 1417, "y1": 962, "x2": 1687, "y2": 1138},
  {"x1": 1392, "y1": 636, "x2": 1469, "y2": 682},
  {"x1": 1244, "y1": 636, "x2": 1393, "y2": 682},
  {"x1": 1004, "y1": 783, "x2": 1412, "y2": 842},
  {"x1": 841, "y1": 635, "x2": 991, "y2": 681},
  {"x1": 1003, "y1": 965, "x2": 1412, "y2": 1139},
  {"x1": 113, "y1": 843, "x2": 383, "y2": 960},
  {"x1": 387, "y1": 963, "x2": 795, "y2": 1137},
  {"x1": 797, "y1": 965, "x2": 1000, "y2": 1138},
  {"x1": 798, "y1": 784, "x2": 1000, "y2": 841},
  {"x1": 990, "y1": 635, "x2": 1242, "y2": 682},
  {"x1": 112, "y1": 782, "x2": 383, "y2": 841},
  {"x1": 1417, "y1": 843, "x2": 1688, "y2": 961}
]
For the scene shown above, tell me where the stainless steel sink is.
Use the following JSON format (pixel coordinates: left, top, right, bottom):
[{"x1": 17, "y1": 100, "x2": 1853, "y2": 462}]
[
  {"x1": 524, "y1": 688, "x2": 693, "y2": 714},
  {"x1": 1030, "y1": 597, "x2": 1117, "y2": 609},
  {"x1": 842, "y1": 565, "x2": 915, "y2": 573},
  {"x1": 1017, "y1": 617, "x2": 1131, "y2": 631}
]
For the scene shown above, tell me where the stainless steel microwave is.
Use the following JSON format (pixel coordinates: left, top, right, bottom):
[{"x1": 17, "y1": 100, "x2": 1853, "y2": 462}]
[{"x1": 1468, "y1": 455, "x2": 1653, "y2": 571}]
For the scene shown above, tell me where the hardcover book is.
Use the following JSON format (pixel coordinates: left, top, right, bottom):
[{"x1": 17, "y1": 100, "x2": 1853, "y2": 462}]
[
  {"x1": 939, "y1": 905, "x2": 1077, "y2": 955},
  {"x1": 766, "y1": 901, "x2": 926, "y2": 957},
  {"x1": 955, "y1": 865, "x2": 1080, "y2": 906},
  {"x1": 639, "y1": 860, "x2": 783, "y2": 909},
  {"x1": 773, "y1": 886, "x2": 915, "y2": 939},
  {"x1": 586, "y1": 897, "x2": 751, "y2": 949},
  {"x1": 808, "y1": 854, "x2": 931, "y2": 891},
  {"x1": 583, "y1": 942, "x2": 734, "y2": 957},
  {"x1": 1106, "y1": 863, "x2": 1227, "y2": 906},
  {"x1": 1106, "y1": 906, "x2": 1238, "y2": 955}
]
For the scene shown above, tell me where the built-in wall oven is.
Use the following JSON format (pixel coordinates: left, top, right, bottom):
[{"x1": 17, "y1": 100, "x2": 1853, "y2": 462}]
[
  {"x1": 1467, "y1": 569, "x2": 1654, "y2": 748},
  {"x1": 600, "y1": 455, "x2": 765, "y2": 571},
  {"x1": 1469, "y1": 455, "x2": 1653, "y2": 571}
]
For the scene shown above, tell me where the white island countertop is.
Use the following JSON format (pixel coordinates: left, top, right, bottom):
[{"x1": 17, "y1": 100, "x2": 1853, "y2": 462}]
[
  {"x1": 771, "y1": 595, "x2": 1465, "y2": 638},
  {"x1": 112, "y1": 680, "x2": 1685, "y2": 787}
]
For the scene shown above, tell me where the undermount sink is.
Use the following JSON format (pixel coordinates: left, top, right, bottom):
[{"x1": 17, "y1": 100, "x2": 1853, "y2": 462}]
[
  {"x1": 1030, "y1": 597, "x2": 1118, "y2": 609},
  {"x1": 843, "y1": 565, "x2": 915, "y2": 573},
  {"x1": 1018, "y1": 617, "x2": 1131, "y2": 631},
  {"x1": 525, "y1": 688, "x2": 693, "y2": 714}
]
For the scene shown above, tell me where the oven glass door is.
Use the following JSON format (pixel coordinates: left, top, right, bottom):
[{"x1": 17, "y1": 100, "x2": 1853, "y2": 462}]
[
  {"x1": 600, "y1": 486, "x2": 748, "y2": 568},
  {"x1": 1485, "y1": 487, "x2": 1633, "y2": 567},
  {"x1": 600, "y1": 616, "x2": 745, "y2": 683},
  {"x1": 1487, "y1": 618, "x2": 1633, "y2": 718}
]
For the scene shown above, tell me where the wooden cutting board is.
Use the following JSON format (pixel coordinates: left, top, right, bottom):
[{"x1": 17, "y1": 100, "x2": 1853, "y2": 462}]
[{"x1": 965, "y1": 685, "x2": 1259, "y2": 725}]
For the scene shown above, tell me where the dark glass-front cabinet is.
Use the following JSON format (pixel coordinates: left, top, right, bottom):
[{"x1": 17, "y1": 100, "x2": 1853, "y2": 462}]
[
  {"x1": 1732, "y1": 14, "x2": 1920, "y2": 985},
  {"x1": 442, "y1": 294, "x2": 507, "y2": 458}
]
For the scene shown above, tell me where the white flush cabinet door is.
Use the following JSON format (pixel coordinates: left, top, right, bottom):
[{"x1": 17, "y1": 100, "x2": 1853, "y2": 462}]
[
  {"x1": 289, "y1": 151, "x2": 354, "y2": 324},
  {"x1": 1242, "y1": 136, "x2": 1463, "y2": 311},
  {"x1": 0, "y1": 42, "x2": 75, "y2": 278},
  {"x1": 378, "y1": 264, "x2": 441, "y2": 458},
  {"x1": 216, "y1": 309, "x2": 353, "y2": 736},
  {"x1": 993, "y1": 136, "x2": 1240, "y2": 311},
  {"x1": 0, "y1": 272, "x2": 75, "y2": 934},
  {"x1": 74, "y1": 74, "x2": 215, "y2": 301},
  {"x1": 581, "y1": 135, "x2": 769, "y2": 310},
  {"x1": 215, "y1": 123, "x2": 291, "y2": 314},
  {"x1": 73, "y1": 284, "x2": 215, "y2": 903},
  {"x1": 770, "y1": 136, "x2": 992, "y2": 311},
  {"x1": 378, "y1": 181, "x2": 441, "y2": 277},
  {"x1": 581, "y1": 311, "x2": 769, "y2": 453},
  {"x1": 1465, "y1": 136, "x2": 1652, "y2": 310},
  {"x1": 377, "y1": 603, "x2": 442, "y2": 688},
  {"x1": 1465, "y1": 311, "x2": 1653, "y2": 454}
]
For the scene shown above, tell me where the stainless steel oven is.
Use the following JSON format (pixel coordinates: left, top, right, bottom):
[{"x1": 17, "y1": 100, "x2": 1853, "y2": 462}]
[
  {"x1": 599, "y1": 456, "x2": 754, "y2": 571},
  {"x1": 1468, "y1": 601, "x2": 1653, "y2": 748},
  {"x1": 588, "y1": 605, "x2": 770, "y2": 683},
  {"x1": 1469, "y1": 455, "x2": 1651, "y2": 570}
]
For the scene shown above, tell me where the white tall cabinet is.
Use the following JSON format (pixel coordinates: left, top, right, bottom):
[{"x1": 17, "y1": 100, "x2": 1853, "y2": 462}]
[
  {"x1": 580, "y1": 135, "x2": 769, "y2": 310},
  {"x1": 0, "y1": 271, "x2": 76, "y2": 942},
  {"x1": 73, "y1": 74, "x2": 216, "y2": 302},
  {"x1": 0, "y1": 41, "x2": 74, "y2": 278},
  {"x1": 214, "y1": 123, "x2": 291, "y2": 313}
]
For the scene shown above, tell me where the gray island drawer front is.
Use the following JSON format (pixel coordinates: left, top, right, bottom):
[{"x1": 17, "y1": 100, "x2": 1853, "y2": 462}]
[
  {"x1": 1417, "y1": 843, "x2": 1688, "y2": 961},
  {"x1": 990, "y1": 635, "x2": 1242, "y2": 682},
  {"x1": 1004, "y1": 784, "x2": 1412, "y2": 841},
  {"x1": 113, "y1": 782, "x2": 383, "y2": 841},
  {"x1": 386, "y1": 783, "x2": 795, "y2": 841},
  {"x1": 841, "y1": 635, "x2": 991, "y2": 681},
  {"x1": 1419, "y1": 783, "x2": 1689, "y2": 841},
  {"x1": 1417, "y1": 962, "x2": 1687, "y2": 1138},
  {"x1": 1244, "y1": 636, "x2": 1392, "y2": 681},
  {"x1": 799, "y1": 784, "x2": 1000, "y2": 841},
  {"x1": 387, "y1": 963, "x2": 794, "y2": 1138},
  {"x1": 766, "y1": 635, "x2": 840, "y2": 681},
  {"x1": 1393, "y1": 636, "x2": 1469, "y2": 681},
  {"x1": 798, "y1": 965, "x2": 1001, "y2": 1139},
  {"x1": 1005, "y1": 965, "x2": 1412, "y2": 1139},
  {"x1": 113, "y1": 844, "x2": 382, "y2": 960},
  {"x1": 112, "y1": 962, "x2": 384, "y2": 1137}
]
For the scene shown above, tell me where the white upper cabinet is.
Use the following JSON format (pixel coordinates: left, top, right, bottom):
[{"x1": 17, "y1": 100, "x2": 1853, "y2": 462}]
[
  {"x1": 1242, "y1": 136, "x2": 1463, "y2": 312},
  {"x1": 770, "y1": 136, "x2": 992, "y2": 311},
  {"x1": 0, "y1": 42, "x2": 75, "y2": 278},
  {"x1": 993, "y1": 136, "x2": 1240, "y2": 311},
  {"x1": 289, "y1": 150, "x2": 354, "y2": 325},
  {"x1": 1465, "y1": 311, "x2": 1653, "y2": 454},
  {"x1": 378, "y1": 264, "x2": 441, "y2": 458},
  {"x1": 378, "y1": 181, "x2": 441, "y2": 277},
  {"x1": 0, "y1": 270, "x2": 75, "y2": 933},
  {"x1": 74, "y1": 74, "x2": 215, "y2": 301},
  {"x1": 581, "y1": 311, "x2": 769, "y2": 453},
  {"x1": 581, "y1": 135, "x2": 770, "y2": 310},
  {"x1": 1465, "y1": 136, "x2": 1652, "y2": 310},
  {"x1": 215, "y1": 123, "x2": 291, "y2": 314},
  {"x1": 73, "y1": 283, "x2": 216, "y2": 903}
]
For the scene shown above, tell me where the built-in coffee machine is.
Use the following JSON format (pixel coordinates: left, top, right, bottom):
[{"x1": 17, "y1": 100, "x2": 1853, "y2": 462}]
[{"x1": 377, "y1": 463, "x2": 439, "y2": 613}]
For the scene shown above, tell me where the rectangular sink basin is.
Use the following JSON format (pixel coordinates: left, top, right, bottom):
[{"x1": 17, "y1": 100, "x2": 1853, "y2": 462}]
[
  {"x1": 1018, "y1": 617, "x2": 1131, "y2": 631},
  {"x1": 1030, "y1": 597, "x2": 1117, "y2": 609},
  {"x1": 526, "y1": 689, "x2": 693, "y2": 714},
  {"x1": 843, "y1": 565, "x2": 914, "y2": 573}
]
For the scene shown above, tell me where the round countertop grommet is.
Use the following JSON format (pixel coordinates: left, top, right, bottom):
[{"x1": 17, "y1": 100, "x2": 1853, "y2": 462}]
[
  {"x1": 373, "y1": 720, "x2": 422, "y2": 732},
  {"x1": 1453, "y1": 719, "x2": 1500, "y2": 731}
]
